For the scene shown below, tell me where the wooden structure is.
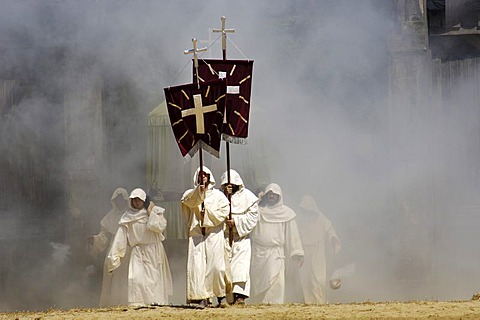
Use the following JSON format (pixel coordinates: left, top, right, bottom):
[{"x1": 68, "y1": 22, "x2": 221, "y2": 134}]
[{"x1": 388, "y1": 0, "x2": 480, "y2": 299}]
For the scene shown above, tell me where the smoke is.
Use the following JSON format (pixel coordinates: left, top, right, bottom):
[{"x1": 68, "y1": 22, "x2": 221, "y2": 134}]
[
  {"x1": 1, "y1": 0, "x2": 480, "y2": 312},
  {"x1": 331, "y1": 263, "x2": 356, "y2": 281},
  {"x1": 50, "y1": 242, "x2": 71, "y2": 265}
]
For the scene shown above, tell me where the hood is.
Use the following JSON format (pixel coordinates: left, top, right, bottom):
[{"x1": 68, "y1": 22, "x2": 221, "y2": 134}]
[
  {"x1": 298, "y1": 194, "x2": 321, "y2": 215},
  {"x1": 193, "y1": 166, "x2": 216, "y2": 189},
  {"x1": 129, "y1": 188, "x2": 147, "y2": 201},
  {"x1": 259, "y1": 183, "x2": 296, "y2": 222},
  {"x1": 220, "y1": 169, "x2": 244, "y2": 190},
  {"x1": 263, "y1": 183, "x2": 284, "y2": 209},
  {"x1": 110, "y1": 187, "x2": 129, "y2": 211},
  {"x1": 100, "y1": 187, "x2": 129, "y2": 234}
]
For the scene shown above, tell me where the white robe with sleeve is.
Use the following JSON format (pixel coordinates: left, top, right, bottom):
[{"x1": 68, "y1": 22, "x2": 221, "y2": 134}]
[
  {"x1": 181, "y1": 166, "x2": 230, "y2": 301},
  {"x1": 250, "y1": 183, "x2": 304, "y2": 304},
  {"x1": 90, "y1": 187, "x2": 130, "y2": 307},
  {"x1": 220, "y1": 169, "x2": 259, "y2": 298},
  {"x1": 107, "y1": 205, "x2": 173, "y2": 306},
  {"x1": 296, "y1": 195, "x2": 341, "y2": 304}
]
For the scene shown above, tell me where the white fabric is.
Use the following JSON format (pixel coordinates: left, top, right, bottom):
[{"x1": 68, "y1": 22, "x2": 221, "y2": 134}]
[
  {"x1": 296, "y1": 195, "x2": 341, "y2": 304},
  {"x1": 250, "y1": 185, "x2": 304, "y2": 304},
  {"x1": 225, "y1": 236, "x2": 251, "y2": 297},
  {"x1": 259, "y1": 183, "x2": 296, "y2": 222},
  {"x1": 181, "y1": 166, "x2": 230, "y2": 300},
  {"x1": 220, "y1": 169, "x2": 259, "y2": 297},
  {"x1": 92, "y1": 188, "x2": 129, "y2": 253},
  {"x1": 220, "y1": 169, "x2": 259, "y2": 237},
  {"x1": 91, "y1": 187, "x2": 129, "y2": 307},
  {"x1": 107, "y1": 203, "x2": 173, "y2": 306},
  {"x1": 129, "y1": 188, "x2": 147, "y2": 201}
]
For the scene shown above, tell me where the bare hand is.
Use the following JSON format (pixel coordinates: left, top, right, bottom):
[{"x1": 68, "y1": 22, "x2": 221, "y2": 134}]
[
  {"x1": 198, "y1": 171, "x2": 210, "y2": 189},
  {"x1": 226, "y1": 218, "x2": 235, "y2": 228},
  {"x1": 147, "y1": 201, "x2": 155, "y2": 215}
]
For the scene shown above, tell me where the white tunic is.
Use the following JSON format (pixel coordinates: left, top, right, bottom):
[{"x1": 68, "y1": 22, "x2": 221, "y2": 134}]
[
  {"x1": 220, "y1": 169, "x2": 259, "y2": 297},
  {"x1": 107, "y1": 205, "x2": 173, "y2": 306},
  {"x1": 296, "y1": 195, "x2": 341, "y2": 304},
  {"x1": 181, "y1": 166, "x2": 230, "y2": 301},
  {"x1": 250, "y1": 183, "x2": 304, "y2": 304}
]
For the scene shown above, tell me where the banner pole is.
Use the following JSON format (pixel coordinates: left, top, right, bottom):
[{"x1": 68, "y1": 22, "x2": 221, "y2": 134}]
[{"x1": 214, "y1": 16, "x2": 235, "y2": 247}]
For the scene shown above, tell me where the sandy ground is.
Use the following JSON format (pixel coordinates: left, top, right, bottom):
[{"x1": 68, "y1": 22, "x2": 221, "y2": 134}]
[{"x1": 2, "y1": 301, "x2": 480, "y2": 320}]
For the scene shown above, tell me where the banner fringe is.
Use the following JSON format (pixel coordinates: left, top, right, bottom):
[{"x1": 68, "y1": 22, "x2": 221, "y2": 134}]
[
  {"x1": 186, "y1": 141, "x2": 220, "y2": 159},
  {"x1": 222, "y1": 134, "x2": 248, "y2": 145}
]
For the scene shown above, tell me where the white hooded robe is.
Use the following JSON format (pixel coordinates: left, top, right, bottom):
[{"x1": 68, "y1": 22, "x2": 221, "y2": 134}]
[
  {"x1": 91, "y1": 187, "x2": 130, "y2": 307},
  {"x1": 220, "y1": 169, "x2": 259, "y2": 298},
  {"x1": 250, "y1": 183, "x2": 304, "y2": 304},
  {"x1": 296, "y1": 195, "x2": 341, "y2": 304},
  {"x1": 181, "y1": 166, "x2": 230, "y2": 301},
  {"x1": 107, "y1": 203, "x2": 173, "y2": 306}
]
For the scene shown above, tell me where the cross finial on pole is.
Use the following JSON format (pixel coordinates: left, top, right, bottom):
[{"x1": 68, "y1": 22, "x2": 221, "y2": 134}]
[
  {"x1": 212, "y1": 16, "x2": 235, "y2": 60},
  {"x1": 184, "y1": 38, "x2": 207, "y2": 86},
  {"x1": 213, "y1": 16, "x2": 235, "y2": 247}
]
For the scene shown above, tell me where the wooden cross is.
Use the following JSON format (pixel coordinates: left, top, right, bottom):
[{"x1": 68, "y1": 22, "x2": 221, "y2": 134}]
[{"x1": 181, "y1": 93, "x2": 217, "y2": 134}]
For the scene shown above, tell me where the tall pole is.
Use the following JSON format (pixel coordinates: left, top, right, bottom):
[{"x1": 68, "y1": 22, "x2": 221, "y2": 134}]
[
  {"x1": 185, "y1": 38, "x2": 207, "y2": 89},
  {"x1": 184, "y1": 38, "x2": 207, "y2": 171},
  {"x1": 213, "y1": 16, "x2": 234, "y2": 60},
  {"x1": 213, "y1": 16, "x2": 235, "y2": 246},
  {"x1": 184, "y1": 38, "x2": 208, "y2": 236}
]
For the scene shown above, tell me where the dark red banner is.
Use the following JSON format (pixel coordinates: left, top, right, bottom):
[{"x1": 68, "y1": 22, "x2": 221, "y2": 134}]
[
  {"x1": 164, "y1": 79, "x2": 226, "y2": 158},
  {"x1": 195, "y1": 59, "x2": 254, "y2": 144}
]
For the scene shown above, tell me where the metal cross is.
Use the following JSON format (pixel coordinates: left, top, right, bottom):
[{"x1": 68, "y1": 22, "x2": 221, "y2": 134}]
[
  {"x1": 181, "y1": 94, "x2": 217, "y2": 134},
  {"x1": 184, "y1": 38, "x2": 207, "y2": 86},
  {"x1": 212, "y1": 16, "x2": 235, "y2": 59}
]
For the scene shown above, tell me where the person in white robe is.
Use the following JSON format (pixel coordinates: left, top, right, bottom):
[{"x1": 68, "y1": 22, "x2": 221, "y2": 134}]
[
  {"x1": 88, "y1": 187, "x2": 130, "y2": 307},
  {"x1": 296, "y1": 195, "x2": 341, "y2": 304},
  {"x1": 181, "y1": 166, "x2": 230, "y2": 308},
  {"x1": 250, "y1": 183, "x2": 304, "y2": 304},
  {"x1": 220, "y1": 169, "x2": 259, "y2": 305},
  {"x1": 107, "y1": 188, "x2": 173, "y2": 307}
]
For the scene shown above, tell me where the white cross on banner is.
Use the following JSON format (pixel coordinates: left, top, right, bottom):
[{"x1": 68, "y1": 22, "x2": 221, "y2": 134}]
[{"x1": 181, "y1": 94, "x2": 217, "y2": 134}]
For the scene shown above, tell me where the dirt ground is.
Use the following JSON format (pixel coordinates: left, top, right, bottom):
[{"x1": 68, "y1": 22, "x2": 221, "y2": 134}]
[{"x1": 2, "y1": 300, "x2": 480, "y2": 320}]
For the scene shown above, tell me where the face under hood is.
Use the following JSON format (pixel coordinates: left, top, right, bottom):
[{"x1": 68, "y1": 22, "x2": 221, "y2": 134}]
[
  {"x1": 259, "y1": 183, "x2": 296, "y2": 222},
  {"x1": 111, "y1": 187, "x2": 128, "y2": 210},
  {"x1": 193, "y1": 166, "x2": 216, "y2": 188},
  {"x1": 264, "y1": 183, "x2": 284, "y2": 208},
  {"x1": 220, "y1": 169, "x2": 244, "y2": 189}
]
